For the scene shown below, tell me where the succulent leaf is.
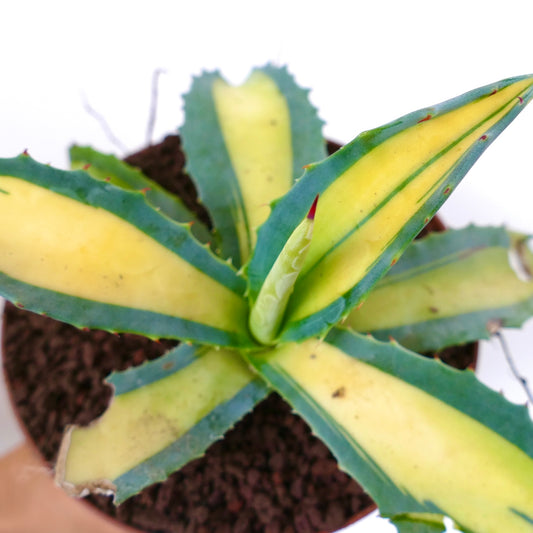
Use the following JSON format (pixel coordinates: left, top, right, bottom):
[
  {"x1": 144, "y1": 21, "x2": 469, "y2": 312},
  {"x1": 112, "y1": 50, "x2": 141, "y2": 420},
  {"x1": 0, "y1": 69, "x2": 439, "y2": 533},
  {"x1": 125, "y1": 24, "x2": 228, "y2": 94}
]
[
  {"x1": 247, "y1": 74, "x2": 533, "y2": 343},
  {"x1": 55, "y1": 343, "x2": 269, "y2": 503},
  {"x1": 182, "y1": 64, "x2": 326, "y2": 267},
  {"x1": 246, "y1": 328, "x2": 533, "y2": 532},
  {"x1": 345, "y1": 226, "x2": 533, "y2": 352},
  {"x1": 0, "y1": 155, "x2": 254, "y2": 347},
  {"x1": 249, "y1": 196, "x2": 317, "y2": 344},
  {"x1": 69, "y1": 145, "x2": 211, "y2": 243}
]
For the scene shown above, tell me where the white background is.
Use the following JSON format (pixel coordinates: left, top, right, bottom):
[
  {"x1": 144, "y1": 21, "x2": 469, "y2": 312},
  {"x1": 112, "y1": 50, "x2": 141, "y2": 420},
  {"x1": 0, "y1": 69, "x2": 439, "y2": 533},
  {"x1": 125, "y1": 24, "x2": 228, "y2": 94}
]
[{"x1": 1, "y1": 1, "x2": 533, "y2": 531}]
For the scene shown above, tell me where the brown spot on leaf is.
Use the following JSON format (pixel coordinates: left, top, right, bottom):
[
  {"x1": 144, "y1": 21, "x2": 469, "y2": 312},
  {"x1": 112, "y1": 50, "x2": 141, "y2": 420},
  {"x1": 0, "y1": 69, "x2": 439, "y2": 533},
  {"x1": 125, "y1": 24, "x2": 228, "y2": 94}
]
[{"x1": 332, "y1": 386, "x2": 346, "y2": 399}]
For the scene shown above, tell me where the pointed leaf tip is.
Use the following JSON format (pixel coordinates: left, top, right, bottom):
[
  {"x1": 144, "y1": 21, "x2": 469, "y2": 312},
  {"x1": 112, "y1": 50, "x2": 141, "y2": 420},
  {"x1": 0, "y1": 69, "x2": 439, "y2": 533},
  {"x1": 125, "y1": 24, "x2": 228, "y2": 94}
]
[{"x1": 307, "y1": 195, "x2": 319, "y2": 220}]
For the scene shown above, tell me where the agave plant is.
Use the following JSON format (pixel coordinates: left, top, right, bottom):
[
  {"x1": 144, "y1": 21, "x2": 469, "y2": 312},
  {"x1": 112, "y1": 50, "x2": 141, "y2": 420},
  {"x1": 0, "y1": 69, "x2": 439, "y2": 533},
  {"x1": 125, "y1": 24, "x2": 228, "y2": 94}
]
[{"x1": 1, "y1": 65, "x2": 533, "y2": 532}]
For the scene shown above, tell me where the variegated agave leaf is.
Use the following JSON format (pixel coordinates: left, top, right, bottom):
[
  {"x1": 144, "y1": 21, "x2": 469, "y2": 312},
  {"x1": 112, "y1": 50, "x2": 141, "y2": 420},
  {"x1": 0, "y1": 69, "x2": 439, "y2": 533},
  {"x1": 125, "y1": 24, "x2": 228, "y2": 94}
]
[
  {"x1": 0, "y1": 155, "x2": 254, "y2": 348},
  {"x1": 56, "y1": 343, "x2": 269, "y2": 503},
  {"x1": 182, "y1": 64, "x2": 326, "y2": 267},
  {"x1": 246, "y1": 328, "x2": 533, "y2": 533},
  {"x1": 247, "y1": 75, "x2": 533, "y2": 344},
  {"x1": 346, "y1": 226, "x2": 533, "y2": 352}
]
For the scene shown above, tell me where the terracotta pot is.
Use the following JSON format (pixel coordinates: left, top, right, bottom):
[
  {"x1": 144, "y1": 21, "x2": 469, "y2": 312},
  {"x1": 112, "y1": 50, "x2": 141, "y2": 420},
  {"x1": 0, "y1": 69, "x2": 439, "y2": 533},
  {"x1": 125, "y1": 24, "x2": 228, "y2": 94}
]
[
  {"x1": 0, "y1": 137, "x2": 477, "y2": 533},
  {"x1": 0, "y1": 443, "x2": 134, "y2": 533}
]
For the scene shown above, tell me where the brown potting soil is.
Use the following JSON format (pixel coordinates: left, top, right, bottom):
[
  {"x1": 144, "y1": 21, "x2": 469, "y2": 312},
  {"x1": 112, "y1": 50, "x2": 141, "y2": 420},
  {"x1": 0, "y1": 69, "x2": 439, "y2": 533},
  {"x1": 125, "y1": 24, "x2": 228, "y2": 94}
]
[{"x1": 2, "y1": 136, "x2": 477, "y2": 533}]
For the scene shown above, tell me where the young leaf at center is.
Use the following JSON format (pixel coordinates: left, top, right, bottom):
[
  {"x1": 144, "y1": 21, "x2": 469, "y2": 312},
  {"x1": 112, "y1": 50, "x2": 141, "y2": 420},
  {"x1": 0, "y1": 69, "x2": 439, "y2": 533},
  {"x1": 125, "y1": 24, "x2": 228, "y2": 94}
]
[{"x1": 249, "y1": 196, "x2": 318, "y2": 344}]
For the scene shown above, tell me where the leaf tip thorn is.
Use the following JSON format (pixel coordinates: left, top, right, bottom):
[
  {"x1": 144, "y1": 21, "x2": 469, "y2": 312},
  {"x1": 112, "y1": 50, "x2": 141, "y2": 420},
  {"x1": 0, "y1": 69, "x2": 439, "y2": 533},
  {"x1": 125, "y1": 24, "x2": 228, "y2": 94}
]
[{"x1": 307, "y1": 195, "x2": 319, "y2": 220}]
